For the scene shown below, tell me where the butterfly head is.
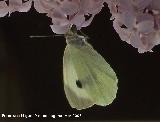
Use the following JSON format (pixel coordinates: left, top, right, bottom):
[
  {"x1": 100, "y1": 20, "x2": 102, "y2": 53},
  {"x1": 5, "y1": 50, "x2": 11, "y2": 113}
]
[{"x1": 65, "y1": 29, "x2": 86, "y2": 47}]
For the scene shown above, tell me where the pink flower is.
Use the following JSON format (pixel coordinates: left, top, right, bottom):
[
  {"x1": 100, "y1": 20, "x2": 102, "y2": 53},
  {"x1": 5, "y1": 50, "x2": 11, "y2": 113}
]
[
  {"x1": 106, "y1": 0, "x2": 160, "y2": 53},
  {"x1": 33, "y1": 0, "x2": 104, "y2": 34},
  {"x1": 0, "y1": 0, "x2": 32, "y2": 17},
  {"x1": 0, "y1": 1, "x2": 10, "y2": 17},
  {"x1": 0, "y1": 0, "x2": 105, "y2": 34}
]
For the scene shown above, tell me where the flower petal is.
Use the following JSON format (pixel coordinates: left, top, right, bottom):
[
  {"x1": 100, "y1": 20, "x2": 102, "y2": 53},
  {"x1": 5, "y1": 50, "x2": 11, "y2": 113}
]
[
  {"x1": 0, "y1": 1, "x2": 9, "y2": 17},
  {"x1": 50, "y1": 24, "x2": 70, "y2": 34}
]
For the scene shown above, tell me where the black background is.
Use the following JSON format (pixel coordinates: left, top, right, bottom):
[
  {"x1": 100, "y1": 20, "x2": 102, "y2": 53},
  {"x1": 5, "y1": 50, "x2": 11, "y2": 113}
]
[{"x1": 0, "y1": 4, "x2": 160, "y2": 121}]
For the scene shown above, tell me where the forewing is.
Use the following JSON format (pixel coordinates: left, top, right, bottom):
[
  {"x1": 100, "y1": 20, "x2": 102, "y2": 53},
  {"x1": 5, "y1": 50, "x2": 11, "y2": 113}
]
[{"x1": 63, "y1": 45, "x2": 94, "y2": 110}]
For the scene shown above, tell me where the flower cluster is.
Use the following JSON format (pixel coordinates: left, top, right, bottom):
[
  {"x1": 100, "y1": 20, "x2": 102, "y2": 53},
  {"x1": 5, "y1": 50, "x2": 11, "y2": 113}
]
[
  {"x1": 0, "y1": 0, "x2": 104, "y2": 34},
  {"x1": 106, "y1": 0, "x2": 160, "y2": 53},
  {"x1": 1, "y1": 0, "x2": 160, "y2": 53},
  {"x1": 0, "y1": 0, "x2": 32, "y2": 16}
]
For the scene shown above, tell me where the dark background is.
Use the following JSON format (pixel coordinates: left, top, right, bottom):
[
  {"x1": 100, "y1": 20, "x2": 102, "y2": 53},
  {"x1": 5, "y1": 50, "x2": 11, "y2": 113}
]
[{"x1": 0, "y1": 4, "x2": 160, "y2": 121}]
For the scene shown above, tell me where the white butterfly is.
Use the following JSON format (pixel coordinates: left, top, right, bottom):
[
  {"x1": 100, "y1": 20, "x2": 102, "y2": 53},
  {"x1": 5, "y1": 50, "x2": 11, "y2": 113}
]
[{"x1": 63, "y1": 30, "x2": 118, "y2": 110}]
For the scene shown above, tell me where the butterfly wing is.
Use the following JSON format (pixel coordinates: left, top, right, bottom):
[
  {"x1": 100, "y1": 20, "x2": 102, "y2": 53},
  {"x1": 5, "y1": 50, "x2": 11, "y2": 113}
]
[
  {"x1": 63, "y1": 41, "x2": 118, "y2": 110},
  {"x1": 63, "y1": 45, "x2": 94, "y2": 110}
]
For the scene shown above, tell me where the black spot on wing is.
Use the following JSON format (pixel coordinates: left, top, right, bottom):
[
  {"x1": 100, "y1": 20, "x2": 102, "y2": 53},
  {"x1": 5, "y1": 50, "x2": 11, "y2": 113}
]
[
  {"x1": 64, "y1": 86, "x2": 93, "y2": 109},
  {"x1": 76, "y1": 80, "x2": 82, "y2": 88}
]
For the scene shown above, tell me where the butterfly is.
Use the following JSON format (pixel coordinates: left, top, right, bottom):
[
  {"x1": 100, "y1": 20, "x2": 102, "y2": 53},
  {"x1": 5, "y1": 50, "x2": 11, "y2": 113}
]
[{"x1": 63, "y1": 29, "x2": 118, "y2": 110}]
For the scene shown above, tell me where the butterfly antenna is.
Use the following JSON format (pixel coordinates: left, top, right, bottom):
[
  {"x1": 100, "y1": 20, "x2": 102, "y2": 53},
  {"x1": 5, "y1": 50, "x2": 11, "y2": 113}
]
[{"x1": 29, "y1": 34, "x2": 64, "y2": 38}]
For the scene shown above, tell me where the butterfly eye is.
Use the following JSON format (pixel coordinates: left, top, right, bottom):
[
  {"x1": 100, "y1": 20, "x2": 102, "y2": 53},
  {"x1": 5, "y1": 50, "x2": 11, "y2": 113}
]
[{"x1": 76, "y1": 80, "x2": 82, "y2": 88}]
